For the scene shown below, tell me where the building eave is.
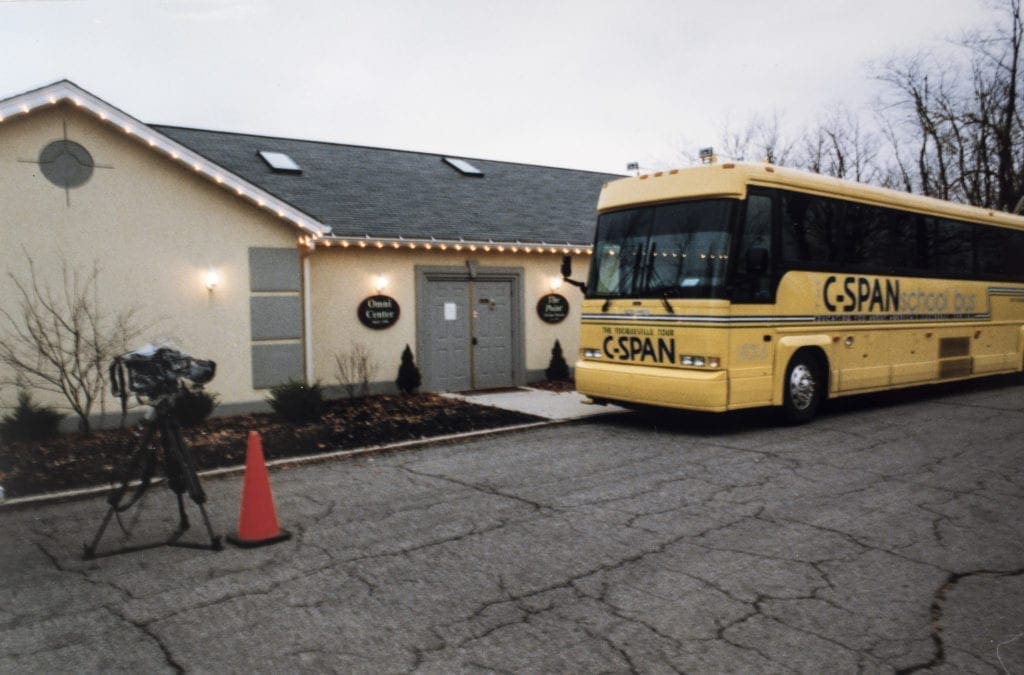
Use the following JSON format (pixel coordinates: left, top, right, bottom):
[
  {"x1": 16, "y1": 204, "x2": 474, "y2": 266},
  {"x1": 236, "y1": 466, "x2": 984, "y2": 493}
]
[
  {"x1": 0, "y1": 80, "x2": 330, "y2": 238},
  {"x1": 307, "y1": 233, "x2": 593, "y2": 256}
]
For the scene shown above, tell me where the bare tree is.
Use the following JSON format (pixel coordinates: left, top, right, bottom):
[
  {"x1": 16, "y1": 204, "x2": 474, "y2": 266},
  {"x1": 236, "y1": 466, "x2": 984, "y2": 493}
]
[
  {"x1": 696, "y1": 106, "x2": 894, "y2": 186},
  {"x1": 797, "y1": 107, "x2": 887, "y2": 183},
  {"x1": 713, "y1": 111, "x2": 797, "y2": 165},
  {"x1": 876, "y1": 0, "x2": 1024, "y2": 210},
  {"x1": 334, "y1": 343, "x2": 379, "y2": 398},
  {"x1": 0, "y1": 255, "x2": 145, "y2": 431},
  {"x1": 671, "y1": 1, "x2": 1022, "y2": 212}
]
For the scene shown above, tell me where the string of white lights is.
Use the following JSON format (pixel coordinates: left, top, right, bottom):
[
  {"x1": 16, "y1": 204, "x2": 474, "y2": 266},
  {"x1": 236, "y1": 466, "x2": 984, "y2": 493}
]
[
  {"x1": 299, "y1": 235, "x2": 592, "y2": 255},
  {"x1": 0, "y1": 81, "x2": 329, "y2": 239},
  {"x1": 1, "y1": 81, "x2": 596, "y2": 258}
]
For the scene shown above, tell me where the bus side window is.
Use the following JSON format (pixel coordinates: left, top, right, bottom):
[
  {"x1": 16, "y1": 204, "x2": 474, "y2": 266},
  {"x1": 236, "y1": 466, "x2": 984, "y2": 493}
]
[{"x1": 734, "y1": 193, "x2": 773, "y2": 302}]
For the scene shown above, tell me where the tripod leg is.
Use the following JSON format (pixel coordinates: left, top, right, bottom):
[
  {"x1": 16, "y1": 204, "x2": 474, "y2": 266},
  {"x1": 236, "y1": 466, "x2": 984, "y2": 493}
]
[
  {"x1": 175, "y1": 492, "x2": 190, "y2": 531},
  {"x1": 84, "y1": 420, "x2": 160, "y2": 559},
  {"x1": 197, "y1": 502, "x2": 223, "y2": 551},
  {"x1": 165, "y1": 416, "x2": 221, "y2": 551},
  {"x1": 168, "y1": 418, "x2": 206, "y2": 503},
  {"x1": 83, "y1": 507, "x2": 116, "y2": 560},
  {"x1": 108, "y1": 421, "x2": 159, "y2": 509}
]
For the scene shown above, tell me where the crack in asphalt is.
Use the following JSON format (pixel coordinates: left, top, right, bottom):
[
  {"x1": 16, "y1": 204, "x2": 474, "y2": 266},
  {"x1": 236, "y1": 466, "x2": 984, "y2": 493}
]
[
  {"x1": 398, "y1": 464, "x2": 555, "y2": 514},
  {"x1": 10, "y1": 540, "x2": 184, "y2": 673},
  {"x1": 4, "y1": 390, "x2": 1022, "y2": 672},
  {"x1": 896, "y1": 567, "x2": 1024, "y2": 674},
  {"x1": 101, "y1": 605, "x2": 184, "y2": 674},
  {"x1": 383, "y1": 449, "x2": 1019, "y2": 672}
]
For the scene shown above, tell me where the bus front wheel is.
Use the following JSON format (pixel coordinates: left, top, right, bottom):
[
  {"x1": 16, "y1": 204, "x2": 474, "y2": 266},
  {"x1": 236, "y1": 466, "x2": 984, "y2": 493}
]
[{"x1": 782, "y1": 352, "x2": 824, "y2": 424}]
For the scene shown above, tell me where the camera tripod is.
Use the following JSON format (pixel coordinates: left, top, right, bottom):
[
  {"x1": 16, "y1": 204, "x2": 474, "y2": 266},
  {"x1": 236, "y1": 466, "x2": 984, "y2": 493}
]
[{"x1": 83, "y1": 396, "x2": 222, "y2": 559}]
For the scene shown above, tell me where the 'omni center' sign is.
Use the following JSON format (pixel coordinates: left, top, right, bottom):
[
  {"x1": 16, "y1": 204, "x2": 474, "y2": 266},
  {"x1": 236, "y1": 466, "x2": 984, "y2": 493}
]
[{"x1": 358, "y1": 295, "x2": 400, "y2": 329}]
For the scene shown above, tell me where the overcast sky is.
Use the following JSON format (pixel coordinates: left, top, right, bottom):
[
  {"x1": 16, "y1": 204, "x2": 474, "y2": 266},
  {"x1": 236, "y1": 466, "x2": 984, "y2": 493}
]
[{"x1": 0, "y1": 0, "x2": 1000, "y2": 175}]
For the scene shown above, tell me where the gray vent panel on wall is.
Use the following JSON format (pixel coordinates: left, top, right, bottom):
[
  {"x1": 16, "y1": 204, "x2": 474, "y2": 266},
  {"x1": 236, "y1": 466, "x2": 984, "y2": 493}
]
[
  {"x1": 250, "y1": 296, "x2": 303, "y2": 340},
  {"x1": 249, "y1": 246, "x2": 304, "y2": 390},
  {"x1": 249, "y1": 247, "x2": 301, "y2": 292},
  {"x1": 251, "y1": 343, "x2": 304, "y2": 389}
]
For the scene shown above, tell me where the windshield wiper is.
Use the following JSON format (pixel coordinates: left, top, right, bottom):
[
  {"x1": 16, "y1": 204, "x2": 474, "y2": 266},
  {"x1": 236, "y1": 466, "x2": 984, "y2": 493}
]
[
  {"x1": 601, "y1": 297, "x2": 612, "y2": 312},
  {"x1": 644, "y1": 285, "x2": 678, "y2": 313}
]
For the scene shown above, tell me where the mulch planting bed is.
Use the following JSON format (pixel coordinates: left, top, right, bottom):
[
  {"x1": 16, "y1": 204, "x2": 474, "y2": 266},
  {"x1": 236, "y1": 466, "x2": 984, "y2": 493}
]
[{"x1": 0, "y1": 393, "x2": 544, "y2": 500}]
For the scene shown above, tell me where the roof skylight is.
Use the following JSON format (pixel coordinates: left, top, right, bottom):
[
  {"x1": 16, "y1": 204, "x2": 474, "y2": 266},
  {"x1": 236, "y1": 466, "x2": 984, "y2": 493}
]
[
  {"x1": 259, "y1": 150, "x2": 302, "y2": 174},
  {"x1": 443, "y1": 157, "x2": 484, "y2": 177}
]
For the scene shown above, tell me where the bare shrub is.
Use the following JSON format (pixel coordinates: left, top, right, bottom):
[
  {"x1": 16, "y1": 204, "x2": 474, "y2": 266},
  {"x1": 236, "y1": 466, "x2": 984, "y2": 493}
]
[{"x1": 334, "y1": 343, "x2": 379, "y2": 398}]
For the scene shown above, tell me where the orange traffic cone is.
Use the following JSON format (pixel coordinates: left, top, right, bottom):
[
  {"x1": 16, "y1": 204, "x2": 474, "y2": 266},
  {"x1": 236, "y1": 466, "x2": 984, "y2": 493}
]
[{"x1": 227, "y1": 431, "x2": 291, "y2": 548}]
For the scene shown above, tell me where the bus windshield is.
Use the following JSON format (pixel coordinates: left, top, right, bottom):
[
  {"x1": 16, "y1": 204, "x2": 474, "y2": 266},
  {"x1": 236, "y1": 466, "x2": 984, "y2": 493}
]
[{"x1": 586, "y1": 198, "x2": 735, "y2": 299}]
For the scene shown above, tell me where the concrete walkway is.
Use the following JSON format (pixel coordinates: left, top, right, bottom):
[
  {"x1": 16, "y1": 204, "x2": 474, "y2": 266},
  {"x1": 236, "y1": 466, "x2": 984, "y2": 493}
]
[{"x1": 442, "y1": 386, "x2": 627, "y2": 421}]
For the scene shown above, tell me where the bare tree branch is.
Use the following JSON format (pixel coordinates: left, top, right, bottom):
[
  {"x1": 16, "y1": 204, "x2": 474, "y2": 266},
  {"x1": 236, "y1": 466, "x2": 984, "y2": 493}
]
[{"x1": 0, "y1": 253, "x2": 146, "y2": 431}]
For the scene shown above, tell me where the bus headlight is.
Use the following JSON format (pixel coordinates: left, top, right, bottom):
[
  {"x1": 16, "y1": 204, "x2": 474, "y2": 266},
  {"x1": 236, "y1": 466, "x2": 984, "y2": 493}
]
[
  {"x1": 583, "y1": 348, "x2": 603, "y2": 359},
  {"x1": 680, "y1": 355, "x2": 720, "y2": 368}
]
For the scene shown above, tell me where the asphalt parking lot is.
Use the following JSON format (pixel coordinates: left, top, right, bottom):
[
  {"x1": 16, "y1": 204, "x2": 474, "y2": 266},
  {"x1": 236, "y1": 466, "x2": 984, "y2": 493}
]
[{"x1": 1, "y1": 378, "x2": 1023, "y2": 673}]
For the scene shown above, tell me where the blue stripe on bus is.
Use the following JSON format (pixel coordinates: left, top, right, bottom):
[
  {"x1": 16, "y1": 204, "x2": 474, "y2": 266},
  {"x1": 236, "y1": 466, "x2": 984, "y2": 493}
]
[
  {"x1": 581, "y1": 313, "x2": 991, "y2": 324},
  {"x1": 582, "y1": 286, "x2": 1020, "y2": 325}
]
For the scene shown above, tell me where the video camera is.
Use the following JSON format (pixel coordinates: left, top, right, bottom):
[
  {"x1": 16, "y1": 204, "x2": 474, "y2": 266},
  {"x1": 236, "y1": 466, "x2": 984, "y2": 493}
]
[
  {"x1": 86, "y1": 341, "x2": 221, "y2": 559},
  {"x1": 110, "y1": 342, "x2": 216, "y2": 405}
]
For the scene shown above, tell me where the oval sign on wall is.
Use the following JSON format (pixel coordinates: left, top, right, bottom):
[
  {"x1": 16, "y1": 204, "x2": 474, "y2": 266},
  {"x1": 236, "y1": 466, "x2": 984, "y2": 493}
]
[
  {"x1": 536, "y1": 293, "x2": 569, "y2": 324},
  {"x1": 358, "y1": 295, "x2": 400, "y2": 329}
]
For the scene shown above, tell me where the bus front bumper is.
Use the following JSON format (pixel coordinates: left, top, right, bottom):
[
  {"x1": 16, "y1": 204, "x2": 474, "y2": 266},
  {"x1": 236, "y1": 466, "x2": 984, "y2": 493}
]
[{"x1": 575, "y1": 360, "x2": 729, "y2": 412}]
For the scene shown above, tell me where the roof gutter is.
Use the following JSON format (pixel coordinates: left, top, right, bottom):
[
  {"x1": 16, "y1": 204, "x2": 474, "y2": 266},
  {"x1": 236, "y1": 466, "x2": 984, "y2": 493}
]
[{"x1": 306, "y1": 234, "x2": 593, "y2": 256}]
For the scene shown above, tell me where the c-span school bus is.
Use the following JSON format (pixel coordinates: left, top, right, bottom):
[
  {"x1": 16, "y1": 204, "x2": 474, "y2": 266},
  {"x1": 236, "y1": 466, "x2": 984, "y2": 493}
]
[{"x1": 572, "y1": 161, "x2": 1024, "y2": 422}]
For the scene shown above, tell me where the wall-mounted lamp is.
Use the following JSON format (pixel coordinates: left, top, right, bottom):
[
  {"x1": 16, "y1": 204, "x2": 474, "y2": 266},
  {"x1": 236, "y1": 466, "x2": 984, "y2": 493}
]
[
  {"x1": 548, "y1": 276, "x2": 564, "y2": 292},
  {"x1": 372, "y1": 274, "x2": 389, "y2": 293},
  {"x1": 203, "y1": 266, "x2": 220, "y2": 292}
]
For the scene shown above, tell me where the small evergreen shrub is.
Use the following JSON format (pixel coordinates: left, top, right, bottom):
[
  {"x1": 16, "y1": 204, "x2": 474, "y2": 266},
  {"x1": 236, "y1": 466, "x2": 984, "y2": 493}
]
[
  {"x1": 267, "y1": 380, "x2": 324, "y2": 424},
  {"x1": 396, "y1": 344, "x2": 422, "y2": 394},
  {"x1": 545, "y1": 339, "x2": 571, "y2": 381},
  {"x1": 0, "y1": 391, "x2": 63, "y2": 443},
  {"x1": 173, "y1": 384, "x2": 219, "y2": 428}
]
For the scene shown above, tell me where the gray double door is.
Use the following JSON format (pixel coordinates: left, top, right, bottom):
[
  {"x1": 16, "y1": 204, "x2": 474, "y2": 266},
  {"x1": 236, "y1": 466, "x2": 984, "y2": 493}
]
[{"x1": 421, "y1": 274, "x2": 518, "y2": 392}]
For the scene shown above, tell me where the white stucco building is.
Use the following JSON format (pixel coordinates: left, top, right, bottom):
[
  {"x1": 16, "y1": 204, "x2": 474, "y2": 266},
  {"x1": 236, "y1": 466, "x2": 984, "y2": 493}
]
[{"x1": 0, "y1": 81, "x2": 615, "y2": 421}]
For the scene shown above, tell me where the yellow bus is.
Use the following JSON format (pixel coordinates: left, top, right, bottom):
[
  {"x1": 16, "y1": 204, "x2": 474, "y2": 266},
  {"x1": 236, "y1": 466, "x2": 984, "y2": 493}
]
[{"x1": 569, "y1": 161, "x2": 1024, "y2": 422}]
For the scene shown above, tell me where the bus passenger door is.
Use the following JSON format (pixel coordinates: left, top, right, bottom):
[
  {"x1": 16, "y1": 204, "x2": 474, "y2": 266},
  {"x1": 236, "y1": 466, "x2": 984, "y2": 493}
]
[
  {"x1": 729, "y1": 190, "x2": 776, "y2": 407},
  {"x1": 732, "y1": 189, "x2": 775, "y2": 304}
]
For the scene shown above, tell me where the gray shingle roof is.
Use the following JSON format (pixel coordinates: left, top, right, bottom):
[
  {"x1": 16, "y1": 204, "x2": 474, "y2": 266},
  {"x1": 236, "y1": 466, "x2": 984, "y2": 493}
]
[{"x1": 153, "y1": 126, "x2": 620, "y2": 246}]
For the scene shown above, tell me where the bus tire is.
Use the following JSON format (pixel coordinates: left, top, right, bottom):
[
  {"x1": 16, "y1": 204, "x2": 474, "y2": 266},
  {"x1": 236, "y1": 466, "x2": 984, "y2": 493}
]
[{"x1": 782, "y1": 351, "x2": 824, "y2": 424}]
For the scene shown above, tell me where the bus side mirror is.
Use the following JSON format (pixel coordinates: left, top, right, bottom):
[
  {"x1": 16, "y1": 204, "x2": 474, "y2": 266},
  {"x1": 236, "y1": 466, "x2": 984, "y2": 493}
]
[
  {"x1": 746, "y1": 247, "x2": 769, "y2": 273},
  {"x1": 560, "y1": 253, "x2": 587, "y2": 293}
]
